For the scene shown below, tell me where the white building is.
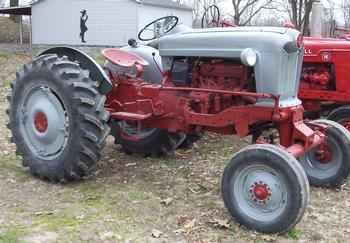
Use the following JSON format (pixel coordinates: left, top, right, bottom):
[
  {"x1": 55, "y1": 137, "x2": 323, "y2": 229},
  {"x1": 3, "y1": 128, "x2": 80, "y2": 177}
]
[{"x1": 31, "y1": 0, "x2": 193, "y2": 46}]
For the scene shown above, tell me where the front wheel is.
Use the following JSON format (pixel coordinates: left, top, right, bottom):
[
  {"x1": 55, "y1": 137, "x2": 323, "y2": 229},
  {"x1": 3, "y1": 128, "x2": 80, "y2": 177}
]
[
  {"x1": 299, "y1": 119, "x2": 350, "y2": 188},
  {"x1": 327, "y1": 105, "x2": 350, "y2": 132},
  {"x1": 222, "y1": 144, "x2": 309, "y2": 234}
]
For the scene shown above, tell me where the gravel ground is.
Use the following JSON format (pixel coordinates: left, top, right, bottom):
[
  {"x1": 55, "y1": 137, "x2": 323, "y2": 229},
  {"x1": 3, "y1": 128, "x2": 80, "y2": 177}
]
[{"x1": 1, "y1": 50, "x2": 350, "y2": 243}]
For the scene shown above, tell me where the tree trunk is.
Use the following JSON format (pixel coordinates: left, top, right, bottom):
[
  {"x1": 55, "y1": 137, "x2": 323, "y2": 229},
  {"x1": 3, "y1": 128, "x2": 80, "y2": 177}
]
[
  {"x1": 288, "y1": 0, "x2": 314, "y2": 36},
  {"x1": 10, "y1": 0, "x2": 20, "y2": 23},
  {"x1": 302, "y1": 1, "x2": 314, "y2": 35}
]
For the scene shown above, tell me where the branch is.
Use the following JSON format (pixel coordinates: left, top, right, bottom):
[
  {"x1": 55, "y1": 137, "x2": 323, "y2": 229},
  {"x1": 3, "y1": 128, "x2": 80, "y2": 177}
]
[
  {"x1": 241, "y1": 0, "x2": 274, "y2": 26},
  {"x1": 239, "y1": 0, "x2": 260, "y2": 16}
]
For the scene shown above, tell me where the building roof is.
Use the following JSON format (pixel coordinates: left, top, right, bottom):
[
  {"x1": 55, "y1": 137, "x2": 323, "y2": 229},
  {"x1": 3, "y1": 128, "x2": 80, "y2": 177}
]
[
  {"x1": 133, "y1": 0, "x2": 192, "y2": 11},
  {"x1": 0, "y1": 6, "x2": 31, "y2": 15},
  {"x1": 32, "y1": 0, "x2": 192, "y2": 11}
]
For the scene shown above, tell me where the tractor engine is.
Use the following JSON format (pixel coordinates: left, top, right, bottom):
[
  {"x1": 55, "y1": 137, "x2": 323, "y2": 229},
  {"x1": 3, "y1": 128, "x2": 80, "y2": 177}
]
[
  {"x1": 300, "y1": 63, "x2": 335, "y2": 90},
  {"x1": 171, "y1": 58, "x2": 254, "y2": 114},
  {"x1": 191, "y1": 59, "x2": 250, "y2": 91}
]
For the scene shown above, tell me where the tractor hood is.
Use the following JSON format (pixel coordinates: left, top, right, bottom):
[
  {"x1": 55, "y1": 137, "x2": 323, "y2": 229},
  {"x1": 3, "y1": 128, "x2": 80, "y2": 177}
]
[
  {"x1": 159, "y1": 26, "x2": 304, "y2": 108},
  {"x1": 159, "y1": 26, "x2": 298, "y2": 58},
  {"x1": 304, "y1": 37, "x2": 350, "y2": 57}
]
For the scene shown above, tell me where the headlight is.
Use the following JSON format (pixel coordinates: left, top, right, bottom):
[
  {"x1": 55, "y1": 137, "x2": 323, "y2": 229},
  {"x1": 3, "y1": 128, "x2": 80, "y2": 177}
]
[{"x1": 241, "y1": 48, "x2": 257, "y2": 66}]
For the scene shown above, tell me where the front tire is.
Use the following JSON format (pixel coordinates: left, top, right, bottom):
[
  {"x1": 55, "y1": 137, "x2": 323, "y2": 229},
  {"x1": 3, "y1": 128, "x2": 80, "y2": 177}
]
[
  {"x1": 327, "y1": 105, "x2": 350, "y2": 132},
  {"x1": 7, "y1": 54, "x2": 110, "y2": 182},
  {"x1": 222, "y1": 144, "x2": 309, "y2": 234},
  {"x1": 299, "y1": 119, "x2": 350, "y2": 187}
]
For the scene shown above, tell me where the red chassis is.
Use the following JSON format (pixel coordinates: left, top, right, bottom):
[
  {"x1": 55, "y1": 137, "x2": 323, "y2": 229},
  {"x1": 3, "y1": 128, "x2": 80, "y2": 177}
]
[{"x1": 104, "y1": 49, "x2": 324, "y2": 158}]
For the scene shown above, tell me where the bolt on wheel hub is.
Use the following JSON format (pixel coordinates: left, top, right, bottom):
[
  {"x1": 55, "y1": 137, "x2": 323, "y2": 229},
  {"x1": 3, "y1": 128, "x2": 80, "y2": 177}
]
[{"x1": 34, "y1": 111, "x2": 48, "y2": 133}]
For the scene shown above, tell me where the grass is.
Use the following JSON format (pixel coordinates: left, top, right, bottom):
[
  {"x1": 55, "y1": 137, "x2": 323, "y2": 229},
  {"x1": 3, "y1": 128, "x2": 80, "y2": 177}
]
[
  {"x1": 34, "y1": 214, "x2": 81, "y2": 233},
  {"x1": 0, "y1": 52, "x2": 9, "y2": 59},
  {"x1": 3, "y1": 79, "x2": 12, "y2": 87},
  {"x1": 0, "y1": 155, "x2": 31, "y2": 182},
  {"x1": 26, "y1": 179, "x2": 156, "y2": 240},
  {"x1": 93, "y1": 54, "x2": 106, "y2": 66},
  {"x1": 0, "y1": 228, "x2": 26, "y2": 243},
  {"x1": 287, "y1": 228, "x2": 302, "y2": 240}
]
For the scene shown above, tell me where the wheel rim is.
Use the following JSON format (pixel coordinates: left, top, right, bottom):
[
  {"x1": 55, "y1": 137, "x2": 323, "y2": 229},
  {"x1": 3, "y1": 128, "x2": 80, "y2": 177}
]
[
  {"x1": 302, "y1": 135, "x2": 342, "y2": 179},
  {"x1": 19, "y1": 86, "x2": 69, "y2": 160},
  {"x1": 119, "y1": 122, "x2": 186, "y2": 148},
  {"x1": 231, "y1": 164, "x2": 288, "y2": 222}
]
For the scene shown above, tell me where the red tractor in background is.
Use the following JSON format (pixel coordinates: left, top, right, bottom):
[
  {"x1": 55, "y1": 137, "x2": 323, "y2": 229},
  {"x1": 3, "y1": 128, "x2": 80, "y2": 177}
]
[
  {"x1": 202, "y1": 5, "x2": 350, "y2": 129},
  {"x1": 201, "y1": 5, "x2": 236, "y2": 28},
  {"x1": 301, "y1": 37, "x2": 350, "y2": 126}
]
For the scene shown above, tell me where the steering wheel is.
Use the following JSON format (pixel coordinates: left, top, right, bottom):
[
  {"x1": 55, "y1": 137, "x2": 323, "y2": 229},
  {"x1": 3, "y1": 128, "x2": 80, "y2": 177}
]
[
  {"x1": 201, "y1": 5, "x2": 220, "y2": 28},
  {"x1": 138, "y1": 16, "x2": 179, "y2": 41}
]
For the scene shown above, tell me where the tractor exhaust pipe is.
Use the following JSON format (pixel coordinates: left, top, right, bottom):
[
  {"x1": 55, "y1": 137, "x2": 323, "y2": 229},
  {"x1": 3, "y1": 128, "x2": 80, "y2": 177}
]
[{"x1": 310, "y1": 1, "x2": 323, "y2": 37}]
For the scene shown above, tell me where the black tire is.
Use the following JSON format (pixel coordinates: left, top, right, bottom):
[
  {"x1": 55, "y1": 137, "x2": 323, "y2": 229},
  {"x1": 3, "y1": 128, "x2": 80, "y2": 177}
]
[
  {"x1": 7, "y1": 54, "x2": 110, "y2": 182},
  {"x1": 177, "y1": 133, "x2": 202, "y2": 149},
  {"x1": 299, "y1": 119, "x2": 350, "y2": 187},
  {"x1": 327, "y1": 105, "x2": 350, "y2": 131},
  {"x1": 111, "y1": 121, "x2": 185, "y2": 156},
  {"x1": 222, "y1": 144, "x2": 309, "y2": 234}
]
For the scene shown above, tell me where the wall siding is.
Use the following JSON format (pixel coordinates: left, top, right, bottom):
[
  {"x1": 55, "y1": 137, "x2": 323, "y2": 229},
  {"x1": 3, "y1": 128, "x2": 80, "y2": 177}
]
[{"x1": 32, "y1": 0, "x2": 138, "y2": 46}]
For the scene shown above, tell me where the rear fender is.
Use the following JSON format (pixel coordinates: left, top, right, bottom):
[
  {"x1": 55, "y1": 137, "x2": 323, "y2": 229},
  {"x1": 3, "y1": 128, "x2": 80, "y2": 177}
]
[{"x1": 39, "y1": 47, "x2": 112, "y2": 94}]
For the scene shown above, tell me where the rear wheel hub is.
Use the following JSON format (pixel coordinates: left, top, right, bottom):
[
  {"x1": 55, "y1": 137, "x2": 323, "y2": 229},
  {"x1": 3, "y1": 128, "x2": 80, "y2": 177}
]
[
  {"x1": 20, "y1": 86, "x2": 69, "y2": 160},
  {"x1": 34, "y1": 111, "x2": 48, "y2": 133}
]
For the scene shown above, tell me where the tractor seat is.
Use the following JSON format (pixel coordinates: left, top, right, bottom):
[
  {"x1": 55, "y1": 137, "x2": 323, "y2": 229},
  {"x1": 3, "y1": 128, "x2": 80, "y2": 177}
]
[{"x1": 102, "y1": 48, "x2": 149, "y2": 68}]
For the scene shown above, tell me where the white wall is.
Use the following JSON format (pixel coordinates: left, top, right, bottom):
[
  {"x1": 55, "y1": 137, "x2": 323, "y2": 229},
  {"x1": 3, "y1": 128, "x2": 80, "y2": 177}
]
[
  {"x1": 137, "y1": 4, "x2": 193, "y2": 35},
  {"x1": 32, "y1": 0, "x2": 137, "y2": 46}
]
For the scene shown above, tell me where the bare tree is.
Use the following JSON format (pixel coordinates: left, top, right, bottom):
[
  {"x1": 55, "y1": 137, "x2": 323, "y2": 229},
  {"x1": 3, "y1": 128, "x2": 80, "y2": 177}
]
[
  {"x1": 323, "y1": 0, "x2": 337, "y2": 37},
  {"x1": 231, "y1": 0, "x2": 274, "y2": 26},
  {"x1": 342, "y1": 0, "x2": 350, "y2": 28},
  {"x1": 284, "y1": 0, "x2": 316, "y2": 35},
  {"x1": 194, "y1": 0, "x2": 218, "y2": 19}
]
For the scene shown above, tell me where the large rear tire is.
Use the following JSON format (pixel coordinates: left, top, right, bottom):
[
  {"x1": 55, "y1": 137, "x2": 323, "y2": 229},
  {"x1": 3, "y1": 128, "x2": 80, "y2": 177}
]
[
  {"x1": 299, "y1": 119, "x2": 350, "y2": 188},
  {"x1": 222, "y1": 144, "x2": 309, "y2": 234},
  {"x1": 7, "y1": 54, "x2": 110, "y2": 182}
]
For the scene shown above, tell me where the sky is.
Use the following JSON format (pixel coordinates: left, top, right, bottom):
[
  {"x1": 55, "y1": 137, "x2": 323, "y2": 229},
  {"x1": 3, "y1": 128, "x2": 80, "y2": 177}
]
[{"x1": 1, "y1": 0, "x2": 347, "y2": 25}]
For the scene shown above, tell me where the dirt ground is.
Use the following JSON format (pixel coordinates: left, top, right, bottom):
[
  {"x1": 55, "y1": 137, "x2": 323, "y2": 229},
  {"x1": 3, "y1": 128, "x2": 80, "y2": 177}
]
[{"x1": 1, "y1": 50, "x2": 350, "y2": 243}]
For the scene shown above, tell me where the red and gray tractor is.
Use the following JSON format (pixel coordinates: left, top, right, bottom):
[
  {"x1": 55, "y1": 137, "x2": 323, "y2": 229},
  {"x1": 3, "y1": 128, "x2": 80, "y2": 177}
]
[
  {"x1": 202, "y1": 5, "x2": 350, "y2": 129},
  {"x1": 7, "y1": 16, "x2": 350, "y2": 235}
]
